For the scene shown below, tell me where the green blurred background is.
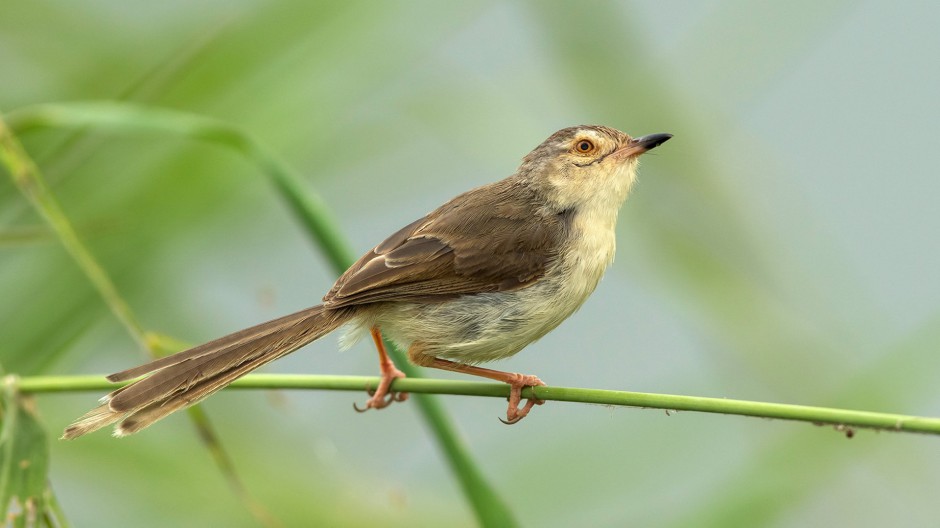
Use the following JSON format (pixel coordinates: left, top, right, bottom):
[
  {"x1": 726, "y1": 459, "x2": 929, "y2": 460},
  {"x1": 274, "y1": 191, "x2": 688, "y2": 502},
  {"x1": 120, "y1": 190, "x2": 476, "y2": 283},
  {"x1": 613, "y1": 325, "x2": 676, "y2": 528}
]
[{"x1": 2, "y1": 1, "x2": 939, "y2": 526}]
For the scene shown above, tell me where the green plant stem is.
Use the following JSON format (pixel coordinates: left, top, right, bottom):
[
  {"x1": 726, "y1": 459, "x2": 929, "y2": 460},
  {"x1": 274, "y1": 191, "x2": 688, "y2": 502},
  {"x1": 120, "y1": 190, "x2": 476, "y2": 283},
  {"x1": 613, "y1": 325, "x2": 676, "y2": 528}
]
[
  {"x1": 0, "y1": 112, "x2": 277, "y2": 528},
  {"x1": 19, "y1": 374, "x2": 940, "y2": 436},
  {"x1": 7, "y1": 102, "x2": 353, "y2": 271},
  {"x1": 6, "y1": 102, "x2": 517, "y2": 527},
  {"x1": 0, "y1": 114, "x2": 147, "y2": 348}
]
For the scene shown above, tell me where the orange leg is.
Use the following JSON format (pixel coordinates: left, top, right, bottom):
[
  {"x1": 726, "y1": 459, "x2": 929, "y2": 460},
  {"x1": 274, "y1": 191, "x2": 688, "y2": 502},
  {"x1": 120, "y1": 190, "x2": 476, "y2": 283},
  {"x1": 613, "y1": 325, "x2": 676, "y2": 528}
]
[
  {"x1": 353, "y1": 327, "x2": 408, "y2": 412},
  {"x1": 423, "y1": 357, "x2": 545, "y2": 424}
]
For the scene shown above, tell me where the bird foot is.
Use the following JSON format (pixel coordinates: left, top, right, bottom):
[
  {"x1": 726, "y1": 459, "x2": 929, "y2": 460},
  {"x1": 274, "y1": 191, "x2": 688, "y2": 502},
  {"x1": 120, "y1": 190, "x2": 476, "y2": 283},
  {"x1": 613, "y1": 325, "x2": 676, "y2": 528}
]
[
  {"x1": 498, "y1": 373, "x2": 546, "y2": 425},
  {"x1": 354, "y1": 366, "x2": 408, "y2": 412}
]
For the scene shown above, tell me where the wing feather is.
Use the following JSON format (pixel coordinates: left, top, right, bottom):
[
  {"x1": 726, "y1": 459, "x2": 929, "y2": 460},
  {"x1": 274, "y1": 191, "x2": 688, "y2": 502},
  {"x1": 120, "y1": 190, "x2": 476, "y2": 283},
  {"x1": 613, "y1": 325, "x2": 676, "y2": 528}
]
[{"x1": 324, "y1": 178, "x2": 571, "y2": 308}]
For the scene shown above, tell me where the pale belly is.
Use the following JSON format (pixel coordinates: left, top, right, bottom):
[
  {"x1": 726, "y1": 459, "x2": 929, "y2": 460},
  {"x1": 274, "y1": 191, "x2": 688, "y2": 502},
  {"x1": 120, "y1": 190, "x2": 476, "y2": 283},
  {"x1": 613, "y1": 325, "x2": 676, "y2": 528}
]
[
  {"x1": 340, "y1": 203, "x2": 619, "y2": 364},
  {"x1": 365, "y1": 232, "x2": 615, "y2": 364},
  {"x1": 376, "y1": 283, "x2": 586, "y2": 363}
]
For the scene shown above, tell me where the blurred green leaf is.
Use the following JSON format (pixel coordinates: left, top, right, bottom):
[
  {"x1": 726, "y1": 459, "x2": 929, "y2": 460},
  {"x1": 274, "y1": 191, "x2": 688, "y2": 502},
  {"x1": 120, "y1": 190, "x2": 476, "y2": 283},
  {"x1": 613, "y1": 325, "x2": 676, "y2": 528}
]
[
  {"x1": 0, "y1": 226, "x2": 55, "y2": 246},
  {"x1": 1, "y1": 111, "x2": 279, "y2": 527},
  {"x1": 0, "y1": 375, "x2": 62, "y2": 527}
]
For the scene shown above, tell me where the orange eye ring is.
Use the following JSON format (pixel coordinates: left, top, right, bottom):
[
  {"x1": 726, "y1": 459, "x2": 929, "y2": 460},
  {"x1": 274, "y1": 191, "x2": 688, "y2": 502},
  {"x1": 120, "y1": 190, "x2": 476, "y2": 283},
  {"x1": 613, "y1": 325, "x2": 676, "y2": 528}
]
[{"x1": 575, "y1": 139, "x2": 595, "y2": 154}]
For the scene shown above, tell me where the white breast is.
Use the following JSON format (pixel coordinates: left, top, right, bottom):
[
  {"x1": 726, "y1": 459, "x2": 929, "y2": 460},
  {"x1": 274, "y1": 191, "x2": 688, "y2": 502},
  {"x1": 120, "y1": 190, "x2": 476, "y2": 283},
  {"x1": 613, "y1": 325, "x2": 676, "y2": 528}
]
[{"x1": 363, "y1": 205, "x2": 618, "y2": 364}]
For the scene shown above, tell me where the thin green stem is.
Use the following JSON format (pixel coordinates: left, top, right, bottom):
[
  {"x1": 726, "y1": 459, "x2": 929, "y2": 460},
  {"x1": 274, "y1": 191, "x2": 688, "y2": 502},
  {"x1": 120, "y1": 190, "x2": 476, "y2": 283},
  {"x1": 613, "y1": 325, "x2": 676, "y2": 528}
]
[
  {"x1": 0, "y1": 112, "x2": 277, "y2": 528},
  {"x1": 19, "y1": 374, "x2": 940, "y2": 436},
  {"x1": 0, "y1": 115, "x2": 147, "y2": 348},
  {"x1": 7, "y1": 102, "x2": 354, "y2": 272}
]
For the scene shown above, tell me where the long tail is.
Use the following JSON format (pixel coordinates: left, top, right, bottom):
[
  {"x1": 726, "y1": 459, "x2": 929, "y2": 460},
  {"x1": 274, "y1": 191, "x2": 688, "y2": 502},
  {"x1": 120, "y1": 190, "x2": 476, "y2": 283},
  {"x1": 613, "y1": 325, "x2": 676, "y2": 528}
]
[{"x1": 63, "y1": 305, "x2": 351, "y2": 439}]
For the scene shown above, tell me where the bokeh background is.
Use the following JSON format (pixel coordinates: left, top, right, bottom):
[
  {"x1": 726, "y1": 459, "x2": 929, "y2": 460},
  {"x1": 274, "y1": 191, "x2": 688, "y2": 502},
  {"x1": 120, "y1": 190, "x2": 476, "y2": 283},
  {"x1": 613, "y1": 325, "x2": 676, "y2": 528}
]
[{"x1": 2, "y1": 1, "x2": 939, "y2": 526}]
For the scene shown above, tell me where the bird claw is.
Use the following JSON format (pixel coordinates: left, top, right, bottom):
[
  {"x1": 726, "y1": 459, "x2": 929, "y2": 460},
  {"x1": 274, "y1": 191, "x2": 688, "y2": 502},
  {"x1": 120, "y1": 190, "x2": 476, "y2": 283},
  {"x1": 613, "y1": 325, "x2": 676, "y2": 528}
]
[
  {"x1": 498, "y1": 374, "x2": 545, "y2": 425},
  {"x1": 352, "y1": 390, "x2": 410, "y2": 413},
  {"x1": 354, "y1": 366, "x2": 408, "y2": 413}
]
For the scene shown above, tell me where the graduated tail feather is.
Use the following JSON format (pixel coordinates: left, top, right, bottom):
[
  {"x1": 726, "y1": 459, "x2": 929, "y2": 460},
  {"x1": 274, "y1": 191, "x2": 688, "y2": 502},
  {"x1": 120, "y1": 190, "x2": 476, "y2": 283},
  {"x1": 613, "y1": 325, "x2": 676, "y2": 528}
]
[{"x1": 62, "y1": 305, "x2": 351, "y2": 439}]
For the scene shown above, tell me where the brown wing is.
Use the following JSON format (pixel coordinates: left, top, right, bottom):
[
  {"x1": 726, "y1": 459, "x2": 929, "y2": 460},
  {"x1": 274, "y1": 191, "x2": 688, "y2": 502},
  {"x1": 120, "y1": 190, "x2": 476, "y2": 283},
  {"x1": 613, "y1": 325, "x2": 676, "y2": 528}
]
[{"x1": 323, "y1": 177, "x2": 571, "y2": 308}]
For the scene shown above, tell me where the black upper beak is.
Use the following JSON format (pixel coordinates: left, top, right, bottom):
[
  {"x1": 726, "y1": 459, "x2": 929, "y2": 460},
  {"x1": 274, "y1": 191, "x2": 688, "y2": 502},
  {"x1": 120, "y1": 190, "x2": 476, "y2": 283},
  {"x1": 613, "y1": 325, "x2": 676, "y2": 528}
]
[
  {"x1": 633, "y1": 133, "x2": 673, "y2": 151},
  {"x1": 614, "y1": 132, "x2": 673, "y2": 158}
]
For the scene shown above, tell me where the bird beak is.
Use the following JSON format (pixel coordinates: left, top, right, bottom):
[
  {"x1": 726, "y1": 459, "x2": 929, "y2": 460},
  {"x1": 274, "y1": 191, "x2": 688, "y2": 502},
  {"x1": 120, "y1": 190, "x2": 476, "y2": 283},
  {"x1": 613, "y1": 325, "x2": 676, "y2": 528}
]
[{"x1": 615, "y1": 133, "x2": 673, "y2": 158}]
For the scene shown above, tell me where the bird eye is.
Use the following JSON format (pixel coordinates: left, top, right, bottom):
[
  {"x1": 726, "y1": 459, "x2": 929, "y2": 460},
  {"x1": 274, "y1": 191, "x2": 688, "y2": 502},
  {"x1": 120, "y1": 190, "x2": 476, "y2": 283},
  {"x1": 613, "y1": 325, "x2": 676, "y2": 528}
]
[{"x1": 575, "y1": 139, "x2": 595, "y2": 154}]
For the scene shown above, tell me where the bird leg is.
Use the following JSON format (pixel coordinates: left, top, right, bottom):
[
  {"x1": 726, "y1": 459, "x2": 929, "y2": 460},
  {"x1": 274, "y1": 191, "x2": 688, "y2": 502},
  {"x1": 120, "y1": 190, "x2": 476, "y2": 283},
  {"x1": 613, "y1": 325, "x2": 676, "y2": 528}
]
[
  {"x1": 354, "y1": 327, "x2": 408, "y2": 412},
  {"x1": 410, "y1": 351, "x2": 545, "y2": 424}
]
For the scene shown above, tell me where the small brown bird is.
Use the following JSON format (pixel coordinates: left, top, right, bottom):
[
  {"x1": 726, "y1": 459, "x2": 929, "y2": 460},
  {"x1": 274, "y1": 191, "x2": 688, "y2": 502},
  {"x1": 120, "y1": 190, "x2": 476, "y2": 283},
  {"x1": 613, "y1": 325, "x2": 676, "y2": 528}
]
[{"x1": 63, "y1": 125, "x2": 671, "y2": 438}]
